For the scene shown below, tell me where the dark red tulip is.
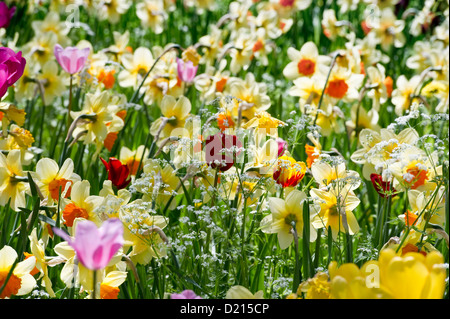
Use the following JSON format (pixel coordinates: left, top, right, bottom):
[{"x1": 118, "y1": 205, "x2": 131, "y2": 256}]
[
  {"x1": 370, "y1": 174, "x2": 397, "y2": 198},
  {"x1": 204, "y1": 132, "x2": 242, "y2": 172},
  {"x1": 100, "y1": 157, "x2": 131, "y2": 190}
]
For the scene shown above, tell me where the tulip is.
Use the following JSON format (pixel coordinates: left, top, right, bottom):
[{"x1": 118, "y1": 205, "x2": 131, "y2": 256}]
[
  {"x1": 176, "y1": 58, "x2": 198, "y2": 83},
  {"x1": 204, "y1": 132, "x2": 242, "y2": 172},
  {"x1": 53, "y1": 218, "x2": 124, "y2": 271},
  {"x1": 54, "y1": 44, "x2": 90, "y2": 75},
  {"x1": 276, "y1": 137, "x2": 287, "y2": 157},
  {"x1": 0, "y1": 47, "x2": 26, "y2": 98},
  {"x1": 0, "y1": 2, "x2": 16, "y2": 29},
  {"x1": 272, "y1": 156, "x2": 306, "y2": 188},
  {"x1": 370, "y1": 174, "x2": 397, "y2": 198},
  {"x1": 171, "y1": 290, "x2": 202, "y2": 299},
  {"x1": 100, "y1": 157, "x2": 131, "y2": 190}
]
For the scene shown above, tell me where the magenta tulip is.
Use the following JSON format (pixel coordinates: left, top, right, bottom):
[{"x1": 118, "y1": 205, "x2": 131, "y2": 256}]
[
  {"x1": 54, "y1": 44, "x2": 90, "y2": 75},
  {"x1": 0, "y1": 47, "x2": 26, "y2": 98},
  {"x1": 53, "y1": 218, "x2": 124, "y2": 270},
  {"x1": 176, "y1": 58, "x2": 198, "y2": 83},
  {"x1": 276, "y1": 137, "x2": 287, "y2": 157},
  {"x1": 0, "y1": 2, "x2": 15, "y2": 29}
]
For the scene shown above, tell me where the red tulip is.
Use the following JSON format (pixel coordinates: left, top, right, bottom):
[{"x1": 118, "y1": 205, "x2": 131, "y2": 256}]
[
  {"x1": 370, "y1": 174, "x2": 397, "y2": 198},
  {"x1": 204, "y1": 132, "x2": 242, "y2": 172},
  {"x1": 100, "y1": 157, "x2": 131, "y2": 190}
]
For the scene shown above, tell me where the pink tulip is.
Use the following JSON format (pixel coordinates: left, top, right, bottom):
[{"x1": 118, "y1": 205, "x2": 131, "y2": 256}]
[
  {"x1": 54, "y1": 44, "x2": 90, "y2": 75},
  {"x1": 276, "y1": 137, "x2": 287, "y2": 157},
  {"x1": 0, "y1": 2, "x2": 16, "y2": 29},
  {"x1": 176, "y1": 58, "x2": 198, "y2": 83},
  {"x1": 53, "y1": 218, "x2": 124, "y2": 270},
  {"x1": 0, "y1": 47, "x2": 26, "y2": 98},
  {"x1": 171, "y1": 290, "x2": 202, "y2": 299}
]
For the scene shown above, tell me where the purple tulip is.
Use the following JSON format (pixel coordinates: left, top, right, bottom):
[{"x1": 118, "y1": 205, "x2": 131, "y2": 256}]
[
  {"x1": 0, "y1": 2, "x2": 16, "y2": 29},
  {"x1": 54, "y1": 44, "x2": 90, "y2": 75},
  {"x1": 171, "y1": 290, "x2": 202, "y2": 299},
  {"x1": 0, "y1": 47, "x2": 26, "y2": 98},
  {"x1": 176, "y1": 58, "x2": 198, "y2": 83},
  {"x1": 276, "y1": 137, "x2": 287, "y2": 157},
  {"x1": 53, "y1": 218, "x2": 124, "y2": 270}
]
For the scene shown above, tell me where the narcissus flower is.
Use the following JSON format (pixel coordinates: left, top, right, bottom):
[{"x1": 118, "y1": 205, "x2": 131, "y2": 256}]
[
  {"x1": 283, "y1": 42, "x2": 331, "y2": 80},
  {"x1": 33, "y1": 157, "x2": 80, "y2": 204},
  {"x1": 310, "y1": 186, "x2": 360, "y2": 240},
  {"x1": 0, "y1": 245, "x2": 36, "y2": 299},
  {"x1": 261, "y1": 189, "x2": 318, "y2": 249},
  {"x1": 53, "y1": 218, "x2": 124, "y2": 271},
  {"x1": 375, "y1": 249, "x2": 447, "y2": 298},
  {"x1": 100, "y1": 157, "x2": 131, "y2": 190},
  {"x1": 272, "y1": 155, "x2": 306, "y2": 188},
  {"x1": 0, "y1": 149, "x2": 29, "y2": 212}
]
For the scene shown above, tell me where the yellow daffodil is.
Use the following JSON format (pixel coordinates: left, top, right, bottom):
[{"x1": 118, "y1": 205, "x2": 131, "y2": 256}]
[
  {"x1": 351, "y1": 127, "x2": 419, "y2": 180},
  {"x1": 311, "y1": 160, "x2": 361, "y2": 192},
  {"x1": 310, "y1": 186, "x2": 360, "y2": 240},
  {"x1": 36, "y1": 60, "x2": 66, "y2": 105},
  {"x1": 0, "y1": 149, "x2": 29, "y2": 211},
  {"x1": 70, "y1": 90, "x2": 124, "y2": 145},
  {"x1": 376, "y1": 249, "x2": 447, "y2": 299},
  {"x1": 261, "y1": 190, "x2": 318, "y2": 249},
  {"x1": 118, "y1": 47, "x2": 155, "y2": 89},
  {"x1": 28, "y1": 228, "x2": 56, "y2": 298},
  {"x1": 120, "y1": 199, "x2": 169, "y2": 265},
  {"x1": 133, "y1": 159, "x2": 180, "y2": 209},
  {"x1": 119, "y1": 145, "x2": 149, "y2": 177},
  {"x1": 136, "y1": 0, "x2": 167, "y2": 34}
]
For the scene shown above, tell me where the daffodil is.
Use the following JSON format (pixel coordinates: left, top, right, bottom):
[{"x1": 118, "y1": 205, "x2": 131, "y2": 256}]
[
  {"x1": 261, "y1": 190, "x2": 318, "y2": 249},
  {"x1": 60, "y1": 180, "x2": 103, "y2": 227},
  {"x1": 70, "y1": 90, "x2": 124, "y2": 145},
  {"x1": 311, "y1": 160, "x2": 361, "y2": 192},
  {"x1": 310, "y1": 186, "x2": 360, "y2": 240},
  {"x1": 0, "y1": 149, "x2": 29, "y2": 211},
  {"x1": 119, "y1": 199, "x2": 169, "y2": 265},
  {"x1": 391, "y1": 75, "x2": 422, "y2": 116},
  {"x1": 132, "y1": 159, "x2": 180, "y2": 209},
  {"x1": 0, "y1": 245, "x2": 36, "y2": 299},
  {"x1": 136, "y1": 0, "x2": 167, "y2": 34},
  {"x1": 376, "y1": 249, "x2": 447, "y2": 298},
  {"x1": 350, "y1": 127, "x2": 419, "y2": 180},
  {"x1": 28, "y1": 228, "x2": 56, "y2": 297},
  {"x1": 119, "y1": 145, "x2": 149, "y2": 177},
  {"x1": 283, "y1": 42, "x2": 331, "y2": 80},
  {"x1": 32, "y1": 157, "x2": 80, "y2": 205},
  {"x1": 150, "y1": 95, "x2": 192, "y2": 143},
  {"x1": 389, "y1": 146, "x2": 442, "y2": 192},
  {"x1": 118, "y1": 47, "x2": 155, "y2": 89},
  {"x1": 36, "y1": 60, "x2": 66, "y2": 105}
]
